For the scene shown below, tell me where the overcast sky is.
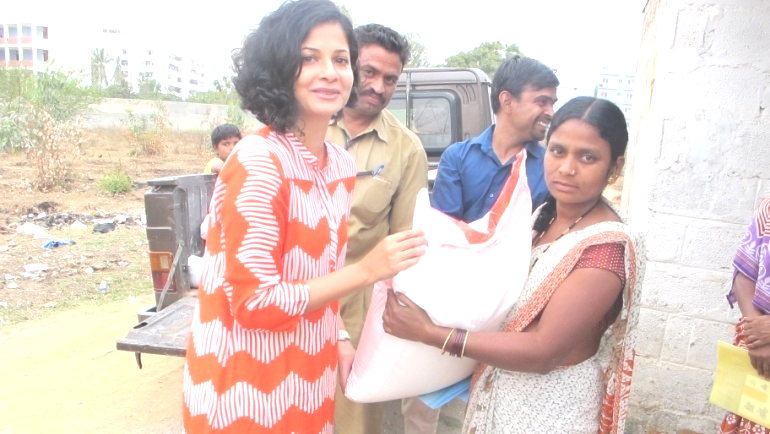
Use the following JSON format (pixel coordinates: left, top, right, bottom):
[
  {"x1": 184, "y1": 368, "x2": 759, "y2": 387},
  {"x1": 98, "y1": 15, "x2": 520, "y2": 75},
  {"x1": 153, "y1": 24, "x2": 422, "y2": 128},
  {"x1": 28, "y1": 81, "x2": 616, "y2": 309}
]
[{"x1": 7, "y1": 0, "x2": 646, "y2": 89}]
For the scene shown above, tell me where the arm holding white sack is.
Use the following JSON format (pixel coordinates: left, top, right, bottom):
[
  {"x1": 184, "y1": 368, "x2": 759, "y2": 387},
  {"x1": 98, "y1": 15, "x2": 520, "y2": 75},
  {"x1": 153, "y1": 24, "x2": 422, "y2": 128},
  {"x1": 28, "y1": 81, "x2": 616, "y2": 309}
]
[
  {"x1": 306, "y1": 231, "x2": 426, "y2": 312},
  {"x1": 342, "y1": 151, "x2": 534, "y2": 403},
  {"x1": 217, "y1": 154, "x2": 427, "y2": 331},
  {"x1": 382, "y1": 263, "x2": 622, "y2": 375}
]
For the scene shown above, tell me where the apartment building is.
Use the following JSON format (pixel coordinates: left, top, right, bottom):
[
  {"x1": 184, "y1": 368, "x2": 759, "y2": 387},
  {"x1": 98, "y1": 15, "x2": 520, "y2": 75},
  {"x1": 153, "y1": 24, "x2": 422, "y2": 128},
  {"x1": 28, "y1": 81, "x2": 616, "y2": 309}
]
[
  {"x1": 0, "y1": 21, "x2": 227, "y2": 99},
  {"x1": 98, "y1": 27, "x2": 225, "y2": 99},
  {"x1": 0, "y1": 22, "x2": 50, "y2": 72},
  {"x1": 594, "y1": 67, "x2": 636, "y2": 124}
]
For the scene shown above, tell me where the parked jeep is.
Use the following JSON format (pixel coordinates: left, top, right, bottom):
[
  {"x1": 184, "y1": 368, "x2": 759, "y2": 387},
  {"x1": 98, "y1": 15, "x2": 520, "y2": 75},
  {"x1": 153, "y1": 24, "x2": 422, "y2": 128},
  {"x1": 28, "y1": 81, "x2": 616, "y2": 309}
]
[{"x1": 117, "y1": 67, "x2": 494, "y2": 366}]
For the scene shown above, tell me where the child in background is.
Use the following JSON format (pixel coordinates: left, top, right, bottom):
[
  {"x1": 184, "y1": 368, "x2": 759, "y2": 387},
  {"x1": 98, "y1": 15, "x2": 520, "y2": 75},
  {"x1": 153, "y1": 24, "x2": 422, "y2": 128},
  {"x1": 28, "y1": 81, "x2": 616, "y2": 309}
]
[
  {"x1": 200, "y1": 124, "x2": 241, "y2": 242},
  {"x1": 204, "y1": 124, "x2": 241, "y2": 175}
]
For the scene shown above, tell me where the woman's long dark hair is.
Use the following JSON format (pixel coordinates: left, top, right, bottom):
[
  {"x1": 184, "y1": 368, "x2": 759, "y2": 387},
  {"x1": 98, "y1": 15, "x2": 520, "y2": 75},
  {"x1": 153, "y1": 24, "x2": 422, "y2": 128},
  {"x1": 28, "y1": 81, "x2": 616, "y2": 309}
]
[{"x1": 533, "y1": 97, "x2": 629, "y2": 234}]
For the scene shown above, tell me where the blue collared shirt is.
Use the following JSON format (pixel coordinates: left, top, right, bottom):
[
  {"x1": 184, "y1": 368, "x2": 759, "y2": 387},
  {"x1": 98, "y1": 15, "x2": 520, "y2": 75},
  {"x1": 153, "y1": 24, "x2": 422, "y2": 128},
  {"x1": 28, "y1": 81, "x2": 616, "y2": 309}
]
[{"x1": 431, "y1": 124, "x2": 548, "y2": 223}]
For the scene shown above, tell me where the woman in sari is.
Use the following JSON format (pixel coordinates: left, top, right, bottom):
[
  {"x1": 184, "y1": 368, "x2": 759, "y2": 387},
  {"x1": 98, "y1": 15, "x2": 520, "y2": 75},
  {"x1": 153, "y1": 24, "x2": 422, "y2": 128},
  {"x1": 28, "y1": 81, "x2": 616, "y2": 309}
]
[
  {"x1": 382, "y1": 96, "x2": 644, "y2": 433},
  {"x1": 721, "y1": 196, "x2": 770, "y2": 433}
]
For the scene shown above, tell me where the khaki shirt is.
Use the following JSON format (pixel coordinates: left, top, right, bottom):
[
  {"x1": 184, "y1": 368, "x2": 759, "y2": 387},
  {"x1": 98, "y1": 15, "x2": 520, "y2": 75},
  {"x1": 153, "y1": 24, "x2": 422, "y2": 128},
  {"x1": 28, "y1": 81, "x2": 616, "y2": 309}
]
[
  {"x1": 328, "y1": 109, "x2": 429, "y2": 265},
  {"x1": 328, "y1": 109, "x2": 428, "y2": 346}
]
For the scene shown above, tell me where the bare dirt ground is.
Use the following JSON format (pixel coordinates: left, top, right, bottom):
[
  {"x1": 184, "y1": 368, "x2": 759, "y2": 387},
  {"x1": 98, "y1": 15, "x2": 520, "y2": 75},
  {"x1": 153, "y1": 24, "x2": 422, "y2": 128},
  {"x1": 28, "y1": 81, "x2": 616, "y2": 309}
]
[
  {"x1": 0, "y1": 130, "x2": 468, "y2": 434},
  {"x1": 0, "y1": 295, "x2": 463, "y2": 434},
  {"x1": 0, "y1": 129, "x2": 202, "y2": 434},
  {"x1": 0, "y1": 294, "x2": 185, "y2": 434},
  {"x1": 0, "y1": 128, "x2": 209, "y2": 319}
]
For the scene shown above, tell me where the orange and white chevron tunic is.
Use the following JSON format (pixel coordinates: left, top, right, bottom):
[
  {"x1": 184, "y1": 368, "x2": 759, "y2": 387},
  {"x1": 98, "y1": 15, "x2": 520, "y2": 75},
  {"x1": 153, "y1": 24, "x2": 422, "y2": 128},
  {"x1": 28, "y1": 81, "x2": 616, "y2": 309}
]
[{"x1": 183, "y1": 129, "x2": 356, "y2": 434}]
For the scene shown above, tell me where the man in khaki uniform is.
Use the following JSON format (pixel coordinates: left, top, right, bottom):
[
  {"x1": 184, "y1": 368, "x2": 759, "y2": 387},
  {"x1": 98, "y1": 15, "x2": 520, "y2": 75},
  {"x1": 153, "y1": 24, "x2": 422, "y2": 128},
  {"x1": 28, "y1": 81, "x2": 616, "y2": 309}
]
[{"x1": 328, "y1": 23, "x2": 428, "y2": 434}]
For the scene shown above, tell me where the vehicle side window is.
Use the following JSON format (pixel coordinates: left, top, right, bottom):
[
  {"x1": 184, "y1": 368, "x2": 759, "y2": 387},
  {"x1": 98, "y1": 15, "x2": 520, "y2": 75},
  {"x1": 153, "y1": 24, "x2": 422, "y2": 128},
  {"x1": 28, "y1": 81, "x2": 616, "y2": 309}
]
[{"x1": 388, "y1": 93, "x2": 457, "y2": 157}]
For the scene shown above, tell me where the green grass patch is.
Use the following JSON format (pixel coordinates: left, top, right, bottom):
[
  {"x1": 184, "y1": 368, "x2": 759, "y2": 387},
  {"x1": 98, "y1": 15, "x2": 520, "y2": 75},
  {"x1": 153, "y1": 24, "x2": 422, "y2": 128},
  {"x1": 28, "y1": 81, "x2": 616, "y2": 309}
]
[{"x1": 99, "y1": 169, "x2": 133, "y2": 195}]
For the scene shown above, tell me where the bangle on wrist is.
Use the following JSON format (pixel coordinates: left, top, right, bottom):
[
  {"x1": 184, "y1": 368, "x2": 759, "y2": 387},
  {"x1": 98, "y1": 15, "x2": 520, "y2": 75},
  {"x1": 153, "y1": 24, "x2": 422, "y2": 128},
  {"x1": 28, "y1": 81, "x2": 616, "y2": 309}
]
[
  {"x1": 441, "y1": 328, "x2": 455, "y2": 355},
  {"x1": 338, "y1": 329, "x2": 351, "y2": 342},
  {"x1": 449, "y1": 328, "x2": 468, "y2": 357},
  {"x1": 460, "y1": 330, "x2": 469, "y2": 358}
]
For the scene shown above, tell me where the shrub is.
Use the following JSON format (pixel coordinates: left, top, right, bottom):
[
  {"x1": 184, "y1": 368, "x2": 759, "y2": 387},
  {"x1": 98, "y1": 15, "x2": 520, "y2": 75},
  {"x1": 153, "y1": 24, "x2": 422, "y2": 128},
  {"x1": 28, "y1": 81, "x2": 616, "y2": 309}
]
[
  {"x1": 0, "y1": 111, "x2": 26, "y2": 153},
  {"x1": 22, "y1": 105, "x2": 85, "y2": 192},
  {"x1": 122, "y1": 101, "x2": 171, "y2": 156},
  {"x1": 99, "y1": 168, "x2": 133, "y2": 195},
  {"x1": 225, "y1": 102, "x2": 246, "y2": 130},
  {"x1": 0, "y1": 66, "x2": 100, "y2": 154}
]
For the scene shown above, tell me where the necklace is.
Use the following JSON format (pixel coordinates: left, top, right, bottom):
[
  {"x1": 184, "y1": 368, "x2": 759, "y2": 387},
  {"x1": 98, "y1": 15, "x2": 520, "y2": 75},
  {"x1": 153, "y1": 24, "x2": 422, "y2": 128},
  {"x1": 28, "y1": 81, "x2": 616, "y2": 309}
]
[{"x1": 532, "y1": 199, "x2": 601, "y2": 263}]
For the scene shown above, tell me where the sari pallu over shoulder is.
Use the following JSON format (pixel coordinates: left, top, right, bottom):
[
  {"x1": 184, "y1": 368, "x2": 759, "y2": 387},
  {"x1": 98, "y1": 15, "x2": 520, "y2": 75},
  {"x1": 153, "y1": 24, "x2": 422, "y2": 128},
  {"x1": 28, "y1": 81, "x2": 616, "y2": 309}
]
[{"x1": 464, "y1": 202, "x2": 644, "y2": 434}]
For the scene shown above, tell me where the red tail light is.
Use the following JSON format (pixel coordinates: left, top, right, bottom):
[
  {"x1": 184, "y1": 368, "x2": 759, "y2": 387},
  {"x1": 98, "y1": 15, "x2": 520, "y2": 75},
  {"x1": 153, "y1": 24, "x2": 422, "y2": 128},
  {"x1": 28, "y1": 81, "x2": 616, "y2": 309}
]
[{"x1": 149, "y1": 252, "x2": 176, "y2": 292}]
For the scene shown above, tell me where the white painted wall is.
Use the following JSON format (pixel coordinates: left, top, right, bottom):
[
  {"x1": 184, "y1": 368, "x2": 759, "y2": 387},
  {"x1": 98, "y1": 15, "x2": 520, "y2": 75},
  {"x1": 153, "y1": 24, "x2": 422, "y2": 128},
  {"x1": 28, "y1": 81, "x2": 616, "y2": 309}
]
[{"x1": 624, "y1": 0, "x2": 770, "y2": 432}]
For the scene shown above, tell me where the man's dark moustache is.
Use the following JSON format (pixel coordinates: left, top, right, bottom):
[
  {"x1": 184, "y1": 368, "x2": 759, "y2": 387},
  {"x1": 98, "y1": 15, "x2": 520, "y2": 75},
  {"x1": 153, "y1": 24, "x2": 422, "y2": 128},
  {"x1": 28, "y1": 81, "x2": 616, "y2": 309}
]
[{"x1": 360, "y1": 89, "x2": 385, "y2": 103}]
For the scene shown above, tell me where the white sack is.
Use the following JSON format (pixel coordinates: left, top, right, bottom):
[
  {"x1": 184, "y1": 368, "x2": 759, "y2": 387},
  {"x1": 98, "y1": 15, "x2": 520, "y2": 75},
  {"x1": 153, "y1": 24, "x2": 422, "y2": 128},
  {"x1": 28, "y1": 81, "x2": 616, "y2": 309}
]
[
  {"x1": 187, "y1": 255, "x2": 204, "y2": 288},
  {"x1": 200, "y1": 214, "x2": 210, "y2": 241},
  {"x1": 345, "y1": 150, "x2": 533, "y2": 402}
]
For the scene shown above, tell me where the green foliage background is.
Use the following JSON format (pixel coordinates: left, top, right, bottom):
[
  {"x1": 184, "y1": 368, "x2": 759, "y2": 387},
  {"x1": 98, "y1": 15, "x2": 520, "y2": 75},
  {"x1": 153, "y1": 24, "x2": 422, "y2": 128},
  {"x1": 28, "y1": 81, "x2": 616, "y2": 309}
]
[
  {"x1": 444, "y1": 41, "x2": 525, "y2": 77},
  {"x1": 0, "y1": 65, "x2": 101, "y2": 151}
]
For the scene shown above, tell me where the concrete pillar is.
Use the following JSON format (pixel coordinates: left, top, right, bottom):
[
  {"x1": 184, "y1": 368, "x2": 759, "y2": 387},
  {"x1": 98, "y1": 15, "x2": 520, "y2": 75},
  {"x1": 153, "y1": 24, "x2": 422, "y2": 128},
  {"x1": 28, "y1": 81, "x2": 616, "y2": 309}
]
[{"x1": 625, "y1": 0, "x2": 770, "y2": 431}]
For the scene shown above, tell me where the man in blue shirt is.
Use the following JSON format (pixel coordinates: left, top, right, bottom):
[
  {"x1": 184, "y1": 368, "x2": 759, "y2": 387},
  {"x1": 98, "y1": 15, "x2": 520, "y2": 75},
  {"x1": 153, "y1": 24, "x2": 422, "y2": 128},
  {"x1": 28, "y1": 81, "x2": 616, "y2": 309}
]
[
  {"x1": 401, "y1": 56, "x2": 559, "y2": 434},
  {"x1": 432, "y1": 56, "x2": 559, "y2": 221},
  {"x1": 402, "y1": 56, "x2": 560, "y2": 434}
]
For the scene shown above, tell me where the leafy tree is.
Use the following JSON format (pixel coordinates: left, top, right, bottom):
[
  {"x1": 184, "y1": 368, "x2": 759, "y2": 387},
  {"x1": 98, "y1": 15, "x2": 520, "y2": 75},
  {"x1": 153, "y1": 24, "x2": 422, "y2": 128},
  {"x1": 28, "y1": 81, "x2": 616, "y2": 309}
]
[
  {"x1": 90, "y1": 59, "x2": 99, "y2": 88},
  {"x1": 105, "y1": 56, "x2": 132, "y2": 98},
  {"x1": 103, "y1": 83, "x2": 132, "y2": 98},
  {"x1": 112, "y1": 57, "x2": 126, "y2": 87},
  {"x1": 405, "y1": 32, "x2": 432, "y2": 68},
  {"x1": 188, "y1": 74, "x2": 248, "y2": 129},
  {"x1": 0, "y1": 65, "x2": 101, "y2": 124},
  {"x1": 159, "y1": 90, "x2": 183, "y2": 102},
  {"x1": 136, "y1": 73, "x2": 161, "y2": 97},
  {"x1": 187, "y1": 90, "x2": 227, "y2": 104},
  {"x1": 0, "y1": 65, "x2": 99, "y2": 189},
  {"x1": 444, "y1": 41, "x2": 524, "y2": 77},
  {"x1": 213, "y1": 75, "x2": 236, "y2": 101},
  {"x1": 188, "y1": 75, "x2": 237, "y2": 104},
  {"x1": 30, "y1": 67, "x2": 101, "y2": 121},
  {"x1": 131, "y1": 73, "x2": 184, "y2": 101},
  {"x1": 91, "y1": 48, "x2": 113, "y2": 89}
]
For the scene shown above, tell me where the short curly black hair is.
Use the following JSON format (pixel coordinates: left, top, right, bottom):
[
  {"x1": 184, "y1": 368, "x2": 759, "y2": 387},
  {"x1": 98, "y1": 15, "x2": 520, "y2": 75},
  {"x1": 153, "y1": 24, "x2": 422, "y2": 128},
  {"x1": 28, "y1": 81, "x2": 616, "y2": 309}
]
[
  {"x1": 232, "y1": 0, "x2": 359, "y2": 134},
  {"x1": 354, "y1": 23, "x2": 410, "y2": 68}
]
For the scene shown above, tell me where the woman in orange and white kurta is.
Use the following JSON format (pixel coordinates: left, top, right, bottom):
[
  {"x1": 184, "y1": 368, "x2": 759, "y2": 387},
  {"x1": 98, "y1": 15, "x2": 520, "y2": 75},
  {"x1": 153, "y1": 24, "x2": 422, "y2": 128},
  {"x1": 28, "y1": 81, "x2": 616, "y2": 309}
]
[
  {"x1": 383, "y1": 97, "x2": 644, "y2": 433},
  {"x1": 183, "y1": 2, "x2": 426, "y2": 433}
]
